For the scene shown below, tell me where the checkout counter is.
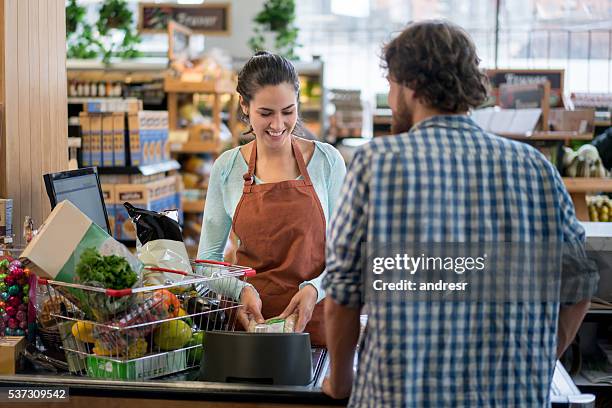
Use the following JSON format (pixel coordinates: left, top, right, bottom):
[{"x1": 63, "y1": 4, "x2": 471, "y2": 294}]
[{"x1": 0, "y1": 349, "x2": 595, "y2": 407}]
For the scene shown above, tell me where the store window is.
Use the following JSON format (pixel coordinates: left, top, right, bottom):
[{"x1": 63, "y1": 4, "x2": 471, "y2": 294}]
[{"x1": 296, "y1": 0, "x2": 612, "y2": 99}]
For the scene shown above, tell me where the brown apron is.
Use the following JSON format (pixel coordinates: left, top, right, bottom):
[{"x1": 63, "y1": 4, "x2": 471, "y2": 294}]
[{"x1": 232, "y1": 137, "x2": 327, "y2": 346}]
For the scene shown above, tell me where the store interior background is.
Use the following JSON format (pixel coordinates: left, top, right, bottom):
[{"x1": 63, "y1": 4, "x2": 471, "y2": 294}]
[{"x1": 1, "y1": 0, "x2": 612, "y2": 247}]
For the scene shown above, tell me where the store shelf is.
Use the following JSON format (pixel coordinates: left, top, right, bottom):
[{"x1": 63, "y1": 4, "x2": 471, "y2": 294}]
[
  {"x1": 182, "y1": 199, "x2": 205, "y2": 213},
  {"x1": 97, "y1": 160, "x2": 181, "y2": 176},
  {"x1": 563, "y1": 178, "x2": 612, "y2": 193},
  {"x1": 594, "y1": 120, "x2": 611, "y2": 127},
  {"x1": 498, "y1": 131, "x2": 593, "y2": 141},
  {"x1": 164, "y1": 77, "x2": 235, "y2": 94},
  {"x1": 170, "y1": 141, "x2": 222, "y2": 154}
]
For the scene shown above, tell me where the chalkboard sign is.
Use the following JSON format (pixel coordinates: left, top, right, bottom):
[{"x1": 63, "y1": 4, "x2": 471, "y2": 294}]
[
  {"x1": 139, "y1": 3, "x2": 231, "y2": 35},
  {"x1": 487, "y1": 69, "x2": 565, "y2": 108}
]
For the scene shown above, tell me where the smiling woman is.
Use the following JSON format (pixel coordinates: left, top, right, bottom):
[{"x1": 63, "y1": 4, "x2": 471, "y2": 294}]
[{"x1": 197, "y1": 52, "x2": 347, "y2": 346}]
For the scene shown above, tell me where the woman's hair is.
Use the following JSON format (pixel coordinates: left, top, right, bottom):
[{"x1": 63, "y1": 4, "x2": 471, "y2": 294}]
[
  {"x1": 382, "y1": 20, "x2": 489, "y2": 113},
  {"x1": 236, "y1": 51, "x2": 304, "y2": 136}
]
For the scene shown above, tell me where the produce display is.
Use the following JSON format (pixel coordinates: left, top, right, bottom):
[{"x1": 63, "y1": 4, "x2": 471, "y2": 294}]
[
  {"x1": 588, "y1": 195, "x2": 612, "y2": 222},
  {"x1": 0, "y1": 257, "x2": 32, "y2": 336}
]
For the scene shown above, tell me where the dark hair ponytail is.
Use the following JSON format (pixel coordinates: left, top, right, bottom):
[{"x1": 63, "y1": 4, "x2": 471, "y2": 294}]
[{"x1": 237, "y1": 51, "x2": 304, "y2": 136}]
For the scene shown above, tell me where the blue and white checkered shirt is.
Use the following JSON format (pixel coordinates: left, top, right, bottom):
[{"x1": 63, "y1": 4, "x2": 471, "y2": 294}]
[{"x1": 323, "y1": 115, "x2": 597, "y2": 407}]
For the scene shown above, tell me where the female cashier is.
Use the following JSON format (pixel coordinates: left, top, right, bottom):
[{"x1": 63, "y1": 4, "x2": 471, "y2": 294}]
[{"x1": 197, "y1": 51, "x2": 346, "y2": 346}]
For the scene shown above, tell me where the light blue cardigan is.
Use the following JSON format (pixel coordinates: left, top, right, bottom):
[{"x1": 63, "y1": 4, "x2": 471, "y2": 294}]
[{"x1": 197, "y1": 141, "x2": 347, "y2": 302}]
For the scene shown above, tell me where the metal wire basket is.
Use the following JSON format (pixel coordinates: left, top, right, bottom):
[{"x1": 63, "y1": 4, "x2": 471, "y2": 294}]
[{"x1": 37, "y1": 259, "x2": 254, "y2": 380}]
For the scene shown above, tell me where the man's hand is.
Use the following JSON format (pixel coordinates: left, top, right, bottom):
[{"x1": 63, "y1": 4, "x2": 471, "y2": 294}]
[
  {"x1": 279, "y1": 285, "x2": 318, "y2": 332},
  {"x1": 238, "y1": 286, "x2": 264, "y2": 330},
  {"x1": 322, "y1": 374, "x2": 352, "y2": 399}
]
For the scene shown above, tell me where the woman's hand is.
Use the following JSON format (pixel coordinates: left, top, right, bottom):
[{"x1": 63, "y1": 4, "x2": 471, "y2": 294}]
[
  {"x1": 238, "y1": 286, "x2": 264, "y2": 330},
  {"x1": 279, "y1": 285, "x2": 318, "y2": 332}
]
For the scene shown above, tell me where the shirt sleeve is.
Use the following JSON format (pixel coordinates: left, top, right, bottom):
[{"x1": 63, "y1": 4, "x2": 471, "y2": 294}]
[
  {"x1": 322, "y1": 148, "x2": 369, "y2": 308},
  {"x1": 196, "y1": 154, "x2": 250, "y2": 300},
  {"x1": 554, "y1": 168, "x2": 599, "y2": 304},
  {"x1": 300, "y1": 147, "x2": 347, "y2": 303}
]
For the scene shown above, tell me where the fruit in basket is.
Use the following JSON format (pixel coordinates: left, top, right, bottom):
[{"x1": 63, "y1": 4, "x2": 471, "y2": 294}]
[
  {"x1": 72, "y1": 320, "x2": 96, "y2": 343},
  {"x1": 93, "y1": 337, "x2": 148, "y2": 358},
  {"x1": 153, "y1": 289, "x2": 181, "y2": 317},
  {"x1": 185, "y1": 331, "x2": 205, "y2": 364},
  {"x1": 152, "y1": 320, "x2": 192, "y2": 351}
]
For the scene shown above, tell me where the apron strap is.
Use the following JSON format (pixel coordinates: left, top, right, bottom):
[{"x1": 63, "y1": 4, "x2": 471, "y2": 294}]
[
  {"x1": 291, "y1": 137, "x2": 313, "y2": 185},
  {"x1": 242, "y1": 139, "x2": 258, "y2": 190},
  {"x1": 242, "y1": 137, "x2": 314, "y2": 189}
]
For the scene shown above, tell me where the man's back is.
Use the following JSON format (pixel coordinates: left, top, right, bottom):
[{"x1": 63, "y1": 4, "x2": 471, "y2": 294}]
[{"x1": 325, "y1": 115, "x2": 584, "y2": 407}]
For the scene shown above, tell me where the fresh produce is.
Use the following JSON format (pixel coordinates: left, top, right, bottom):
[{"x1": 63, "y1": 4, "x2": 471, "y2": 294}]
[
  {"x1": 93, "y1": 337, "x2": 147, "y2": 358},
  {"x1": 0, "y1": 259, "x2": 31, "y2": 336},
  {"x1": 153, "y1": 289, "x2": 180, "y2": 317},
  {"x1": 93, "y1": 295, "x2": 172, "y2": 350},
  {"x1": 186, "y1": 331, "x2": 204, "y2": 364},
  {"x1": 184, "y1": 296, "x2": 226, "y2": 330},
  {"x1": 71, "y1": 320, "x2": 95, "y2": 343},
  {"x1": 152, "y1": 320, "x2": 192, "y2": 351},
  {"x1": 76, "y1": 247, "x2": 137, "y2": 289},
  {"x1": 588, "y1": 195, "x2": 612, "y2": 222}
]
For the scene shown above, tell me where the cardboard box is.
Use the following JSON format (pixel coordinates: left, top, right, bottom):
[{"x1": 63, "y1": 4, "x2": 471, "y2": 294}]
[
  {"x1": 127, "y1": 113, "x2": 142, "y2": 166},
  {"x1": 102, "y1": 114, "x2": 114, "y2": 167},
  {"x1": 0, "y1": 199, "x2": 13, "y2": 237},
  {"x1": 115, "y1": 183, "x2": 154, "y2": 240},
  {"x1": 79, "y1": 113, "x2": 92, "y2": 167},
  {"x1": 0, "y1": 336, "x2": 25, "y2": 375},
  {"x1": 86, "y1": 348, "x2": 187, "y2": 380},
  {"x1": 549, "y1": 108, "x2": 595, "y2": 133},
  {"x1": 90, "y1": 114, "x2": 103, "y2": 167},
  {"x1": 20, "y1": 200, "x2": 137, "y2": 282},
  {"x1": 113, "y1": 112, "x2": 126, "y2": 167}
]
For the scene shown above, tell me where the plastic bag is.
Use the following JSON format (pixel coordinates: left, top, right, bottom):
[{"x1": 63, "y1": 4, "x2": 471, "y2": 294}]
[{"x1": 124, "y1": 203, "x2": 192, "y2": 286}]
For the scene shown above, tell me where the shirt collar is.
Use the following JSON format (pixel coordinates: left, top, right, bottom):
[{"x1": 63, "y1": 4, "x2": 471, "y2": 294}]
[{"x1": 410, "y1": 114, "x2": 482, "y2": 133}]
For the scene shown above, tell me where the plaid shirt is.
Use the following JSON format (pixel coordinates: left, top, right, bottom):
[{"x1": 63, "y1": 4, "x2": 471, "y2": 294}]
[{"x1": 323, "y1": 115, "x2": 597, "y2": 407}]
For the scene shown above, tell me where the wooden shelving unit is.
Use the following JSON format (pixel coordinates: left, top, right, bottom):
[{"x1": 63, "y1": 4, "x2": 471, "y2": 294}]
[
  {"x1": 182, "y1": 199, "x2": 205, "y2": 214},
  {"x1": 498, "y1": 131, "x2": 594, "y2": 141},
  {"x1": 562, "y1": 178, "x2": 612, "y2": 221},
  {"x1": 169, "y1": 140, "x2": 222, "y2": 154}
]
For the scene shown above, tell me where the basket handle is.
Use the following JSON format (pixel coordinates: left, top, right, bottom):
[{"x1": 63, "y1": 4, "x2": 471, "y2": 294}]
[
  {"x1": 194, "y1": 259, "x2": 231, "y2": 266},
  {"x1": 105, "y1": 288, "x2": 133, "y2": 297},
  {"x1": 145, "y1": 266, "x2": 189, "y2": 276}
]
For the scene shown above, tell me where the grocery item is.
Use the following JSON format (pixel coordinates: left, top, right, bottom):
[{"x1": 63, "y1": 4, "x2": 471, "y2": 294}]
[
  {"x1": 71, "y1": 321, "x2": 95, "y2": 343},
  {"x1": 588, "y1": 195, "x2": 612, "y2": 222},
  {"x1": 124, "y1": 203, "x2": 191, "y2": 286},
  {"x1": 247, "y1": 314, "x2": 297, "y2": 334},
  {"x1": 185, "y1": 331, "x2": 204, "y2": 363},
  {"x1": 152, "y1": 320, "x2": 192, "y2": 351},
  {"x1": 20, "y1": 200, "x2": 141, "y2": 283},
  {"x1": 93, "y1": 337, "x2": 147, "y2": 359}
]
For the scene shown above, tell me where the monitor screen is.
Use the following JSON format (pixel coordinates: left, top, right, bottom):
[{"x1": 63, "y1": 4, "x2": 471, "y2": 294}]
[{"x1": 44, "y1": 168, "x2": 111, "y2": 234}]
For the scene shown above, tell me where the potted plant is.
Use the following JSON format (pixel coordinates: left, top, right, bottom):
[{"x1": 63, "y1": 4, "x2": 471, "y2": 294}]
[{"x1": 248, "y1": 0, "x2": 300, "y2": 60}]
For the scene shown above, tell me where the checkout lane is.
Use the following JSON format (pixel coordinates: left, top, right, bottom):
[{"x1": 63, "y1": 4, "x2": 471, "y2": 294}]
[{"x1": 0, "y1": 352, "x2": 594, "y2": 407}]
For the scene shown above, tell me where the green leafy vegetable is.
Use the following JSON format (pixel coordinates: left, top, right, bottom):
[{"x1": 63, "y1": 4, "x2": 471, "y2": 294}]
[{"x1": 76, "y1": 247, "x2": 137, "y2": 290}]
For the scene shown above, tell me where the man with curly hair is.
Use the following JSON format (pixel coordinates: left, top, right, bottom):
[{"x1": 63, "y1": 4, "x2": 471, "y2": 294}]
[{"x1": 322, "y1": 20, "x2": 597, "y2": 406}]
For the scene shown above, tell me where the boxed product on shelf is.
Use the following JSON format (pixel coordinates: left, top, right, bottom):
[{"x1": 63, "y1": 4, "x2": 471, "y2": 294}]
[
  {"x1": 86, "y1": 348, "x2": 188, "y2": 380},
  {"x1": 113, "y1": 112, "x2": 126, "y2": 167},
  {"x1": 90, "y1": 114, "x2": 103, "y2": 167},
  {"x1": 79, "y1": 112, "x2": 92, "y2": 167},
  {"x1": 114, "y1": 175, "x2": 180, "y2": 240},
  {"x1": 0, "y1": 198, "x2": 13, "y2": 237},
  {"x1": 85, "y1": 98, "x2": 142, "y2": 114},
  {"x1": 128, "y1": 111, "x2": 169, "y2": 166},
  {"x1": 102, "y1": 114, "x2": 114, "y2": 167}
]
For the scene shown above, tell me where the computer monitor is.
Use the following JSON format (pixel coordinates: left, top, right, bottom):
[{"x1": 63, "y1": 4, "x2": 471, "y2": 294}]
[{"x1": 43, "y1": 167, "x2": 111, "y2": 235}]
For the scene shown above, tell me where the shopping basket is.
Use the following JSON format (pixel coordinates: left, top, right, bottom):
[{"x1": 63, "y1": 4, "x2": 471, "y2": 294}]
[{"x1": 36, "y1": 259, "x2": 255, "y2": 380}]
